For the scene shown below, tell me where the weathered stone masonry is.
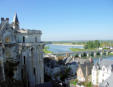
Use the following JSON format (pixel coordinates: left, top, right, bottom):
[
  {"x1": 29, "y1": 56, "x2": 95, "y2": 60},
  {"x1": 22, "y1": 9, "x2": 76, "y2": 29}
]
[{"x1": 0, "y1": 13, "x2": 44, "y2": 87}]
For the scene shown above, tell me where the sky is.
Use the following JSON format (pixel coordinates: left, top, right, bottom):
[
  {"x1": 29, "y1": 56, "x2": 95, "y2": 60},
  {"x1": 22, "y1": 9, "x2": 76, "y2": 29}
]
[{"x1": 0, "y1": 0, "x2": 113, "y2": 41}]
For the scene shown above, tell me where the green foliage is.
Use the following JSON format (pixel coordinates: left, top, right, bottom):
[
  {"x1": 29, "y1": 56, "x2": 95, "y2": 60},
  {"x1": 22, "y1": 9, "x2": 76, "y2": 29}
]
[
  {"x1": 70, "y1": 48, "x2": 94, "y2": 52},
  {"x1": 84, "y1": 82, "x2": 92, "y2": 87},
  {"x1": 72, "y1": 42, "x2": 76, "y2": 44},
  {"x1": 45, "y1": 40, "x2": 113, "y2": 48},
  {"x1": 70, "y1": 48, "x2": 85, "y2": 52},
  {"x1": 100, "y1": 40, "x2": 113, "y2": 48},
  {"x1": 109, "y1": 52, "x2": 113, "y2": 55},
  {"x1": 51, "y1": 41, "x2": 86, "y2": 45},
  {"x1": 84, "y1": 40, "x2": 100, "y2": 49},
  {"x1": 43, "y1": 46, "x2": 53, "y2": 53},
  {"x1": 70, "y1": 79, "x2": 78, "y2": 85}
]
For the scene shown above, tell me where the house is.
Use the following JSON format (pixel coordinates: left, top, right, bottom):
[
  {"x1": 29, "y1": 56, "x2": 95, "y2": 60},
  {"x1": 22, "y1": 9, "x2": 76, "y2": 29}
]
[
  {"x1": 0, "y1": 14, "x2": 44, "y2": 87},
  {"x1": 99, "y1": 73, "x2": 113, "y2": 87},
  {"x1": 92, "y1": 59, "x2": 113, "y2": 86},
  {"x1": 77, "y1": 59, "x2": 93, "y2": 82}
]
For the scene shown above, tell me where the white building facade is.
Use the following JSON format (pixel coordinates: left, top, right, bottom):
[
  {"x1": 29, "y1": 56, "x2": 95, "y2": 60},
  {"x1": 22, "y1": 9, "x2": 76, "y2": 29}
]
[
  {"x1": 0, "y1": 14, "x2": 44, "y2": 87},
  {"x1": 92, "y1": 59, "x2": 113, "y2": 86}
]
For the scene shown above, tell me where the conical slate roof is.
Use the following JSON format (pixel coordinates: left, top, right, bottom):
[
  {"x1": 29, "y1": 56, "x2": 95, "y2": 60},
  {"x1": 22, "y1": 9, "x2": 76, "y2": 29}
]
[{"x1": 13, "y1": 13, "x2": 19, "y2": 24}]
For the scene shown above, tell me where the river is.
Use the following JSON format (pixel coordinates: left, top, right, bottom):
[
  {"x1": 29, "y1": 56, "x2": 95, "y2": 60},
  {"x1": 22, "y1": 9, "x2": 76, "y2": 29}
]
[
  {"x1": 47, "y1": 44, "x2": 83, "y2": 53},
  {"x1": 47, "y1": 44, "x2": 113, "y2": 62}
]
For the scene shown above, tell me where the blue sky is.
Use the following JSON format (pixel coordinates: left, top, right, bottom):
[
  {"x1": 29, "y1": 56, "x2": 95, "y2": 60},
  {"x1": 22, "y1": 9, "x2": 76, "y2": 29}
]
[{"x1": 0, "y1": 0, "x2": 113, "y2": 41}]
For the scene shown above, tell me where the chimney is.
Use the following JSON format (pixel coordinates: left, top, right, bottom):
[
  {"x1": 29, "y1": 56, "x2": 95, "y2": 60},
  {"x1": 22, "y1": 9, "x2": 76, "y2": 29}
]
[{"x1": 6, "y1": 18, "x2": 9, "y2": 22}]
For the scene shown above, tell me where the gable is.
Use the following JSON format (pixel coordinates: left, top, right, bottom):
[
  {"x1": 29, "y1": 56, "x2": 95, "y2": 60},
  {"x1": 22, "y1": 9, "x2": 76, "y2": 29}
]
[{"x1": 77, "y1": 67, "x2": 85, "y2": 78}]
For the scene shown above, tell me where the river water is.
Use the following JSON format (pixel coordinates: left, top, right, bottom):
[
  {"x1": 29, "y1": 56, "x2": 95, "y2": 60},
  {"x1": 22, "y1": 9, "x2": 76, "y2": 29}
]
[
  {"x1": 47, "y1": 44, "x2": 113, "y2": 62},
  {"x1": 47, "y1": 44, "x2": 83, "y2": 53}
]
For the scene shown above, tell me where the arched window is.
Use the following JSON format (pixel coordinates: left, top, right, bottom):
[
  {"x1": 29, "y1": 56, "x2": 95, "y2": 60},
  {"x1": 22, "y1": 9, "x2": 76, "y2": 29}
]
[
  {"x1": 24, "y1": 56, "x2": 25, "y2": 64},
  {"x1": 35, "y1": 37, "x2": 37, "y2": 42},
  {"x1": 33, "y1": 68, "x2": 36, "y2": 76},
  {"x1": 31, "y1": 47, "x2": 33, "y2": 52},
  {"x1": 21, "y1": 69, "x2": 23, "y2": 79}
]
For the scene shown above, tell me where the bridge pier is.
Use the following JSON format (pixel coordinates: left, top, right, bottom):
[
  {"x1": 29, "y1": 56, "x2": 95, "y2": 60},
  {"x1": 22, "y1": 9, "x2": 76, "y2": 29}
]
[
  {"x1": 86, "y1": 53, "x2": 89, "y2": 57},
  {"x1": 78, "y1": 53, "x2": 82, "y2": 58},
  {"x1": 72, "y1": 56, "x2": 75, "y2": 61},
  {"x1": 106, "y1": 51, "x2": 109, "y2": 55},
  {"x1": 100, "y1": 52, "x2": 103, "y2": 56},
  {"x1": 94, "y1": 52, "x2": 97, "y2": 57},
  {"x1": 65, "y1": 53, "x2": 70, "y2": 57}
]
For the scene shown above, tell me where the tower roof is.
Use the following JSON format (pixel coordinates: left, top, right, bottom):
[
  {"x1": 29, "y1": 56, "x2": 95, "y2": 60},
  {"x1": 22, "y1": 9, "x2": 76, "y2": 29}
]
[{"x1": 13, "y1": 13, "x2": 19, "y2": 24}]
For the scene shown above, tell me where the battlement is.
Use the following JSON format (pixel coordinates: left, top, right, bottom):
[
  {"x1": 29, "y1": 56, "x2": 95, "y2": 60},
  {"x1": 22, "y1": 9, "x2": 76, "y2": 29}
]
[{"x1": 1, "y1": 17, "x2": 9, "y2": 23}]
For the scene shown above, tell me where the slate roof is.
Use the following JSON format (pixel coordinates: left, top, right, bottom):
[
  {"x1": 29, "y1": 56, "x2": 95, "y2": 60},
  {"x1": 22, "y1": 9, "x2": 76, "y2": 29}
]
[
  {"x1": 99, "y1": 73, "x2": 113, "y2": 87},
  {"x1": 94, "y1": 59, "x2": 113, "y2": 70},
  {"x1": 13, "y1": 13, "x2": 19, "y2": 24},
  {"x1": 100, "y1": 59, "x2": 113, "y2": 68},
  {"x1": 78, "y1": 62, "x2": 93, "y2": 78}
]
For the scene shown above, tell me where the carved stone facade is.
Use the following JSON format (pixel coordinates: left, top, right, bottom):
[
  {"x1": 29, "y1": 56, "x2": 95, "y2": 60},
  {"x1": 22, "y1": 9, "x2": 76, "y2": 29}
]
[{"x1": 0, "y1": 14, "x2": 44, "y2": 87}]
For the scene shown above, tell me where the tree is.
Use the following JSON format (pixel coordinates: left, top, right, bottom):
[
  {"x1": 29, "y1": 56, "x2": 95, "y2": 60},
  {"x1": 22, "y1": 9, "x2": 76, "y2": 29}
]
[{"x1": 84, "y1": 40, "x2": 100, "y2": 49}]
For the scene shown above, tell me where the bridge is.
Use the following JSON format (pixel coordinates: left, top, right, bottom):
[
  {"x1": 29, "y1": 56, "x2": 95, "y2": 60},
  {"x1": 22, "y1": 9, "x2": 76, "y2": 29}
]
[{"x1": 52, "y1": 49, "x2": 113, "y2": 58}]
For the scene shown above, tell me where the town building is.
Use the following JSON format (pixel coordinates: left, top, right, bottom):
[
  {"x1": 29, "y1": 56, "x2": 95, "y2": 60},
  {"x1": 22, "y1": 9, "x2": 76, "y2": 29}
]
[
  {"x1": 92, "y1": 59, "x2": 113, "y2": 86},
  {"x1": 0, "y1": 13, "x2": 44, "y2": 87},
  {"x1": 99, "y1": 73, "x2": 113, "y2": 87},
  {"x1": 77, "y1": 59, "x2": 93, "y2": 82}
]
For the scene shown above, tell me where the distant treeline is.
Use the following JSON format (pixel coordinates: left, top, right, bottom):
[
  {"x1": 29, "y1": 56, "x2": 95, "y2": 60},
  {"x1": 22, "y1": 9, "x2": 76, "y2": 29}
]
[
  {"x1": 44, "y1": 41, "x2": 87, "y2": 45},
  {"x1": 84, "y1": 40, "x2": 100, "y2": 49},
  {"x1": 44, "y1": 40, "x2": 113, "y2": 48}
]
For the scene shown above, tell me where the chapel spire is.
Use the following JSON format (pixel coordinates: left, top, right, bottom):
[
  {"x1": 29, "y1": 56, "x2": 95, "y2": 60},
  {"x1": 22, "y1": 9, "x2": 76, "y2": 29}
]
[{"x1": 13, "y1": 13, "x2": 19, "y2": 29}]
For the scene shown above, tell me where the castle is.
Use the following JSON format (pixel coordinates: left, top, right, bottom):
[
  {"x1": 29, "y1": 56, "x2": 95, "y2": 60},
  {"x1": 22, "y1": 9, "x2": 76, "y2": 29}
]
[{"x1": 0, "y1": 13, "x2": 44, "y2": 87}]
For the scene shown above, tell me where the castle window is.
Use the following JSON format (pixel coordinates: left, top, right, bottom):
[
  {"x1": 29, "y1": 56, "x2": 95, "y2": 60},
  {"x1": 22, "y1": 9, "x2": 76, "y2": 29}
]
[
  {"x1": 21, "y1": 69, "x2": 23, "y2": 79},
  {"x1": 23, "y1": 36, "x2": 25, "y2": 43},
  {"x1": 24, "y1": 56, "x2": 26, "y2": 64},
  {"x1": 35, "y1": 37, "x2": 37, "y2": 42},
  {"x1": 33, "y1": 68, "x2": 36, "y2": 76},
  {"x1": 31, "y1": 47, "x2": 33, "y2": 52}
]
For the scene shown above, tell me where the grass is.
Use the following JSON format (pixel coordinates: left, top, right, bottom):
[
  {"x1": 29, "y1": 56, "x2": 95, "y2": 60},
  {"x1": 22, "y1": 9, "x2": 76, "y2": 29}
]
[
  {"x1": 109, "y1": 52, "x2": 113, "y2": 56},
  {"x1": 84, "y1": 82, "x2": 92, "y2": 87},
  {"x1": 70, "y1": 48, "x2": 96, "y2": 52},
  {"x1": 43, "y1": 46, "x2": 53, "y2": 54},
  {"x1": 70, "y1": 79, "x2": 78, "y2": 85}
]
